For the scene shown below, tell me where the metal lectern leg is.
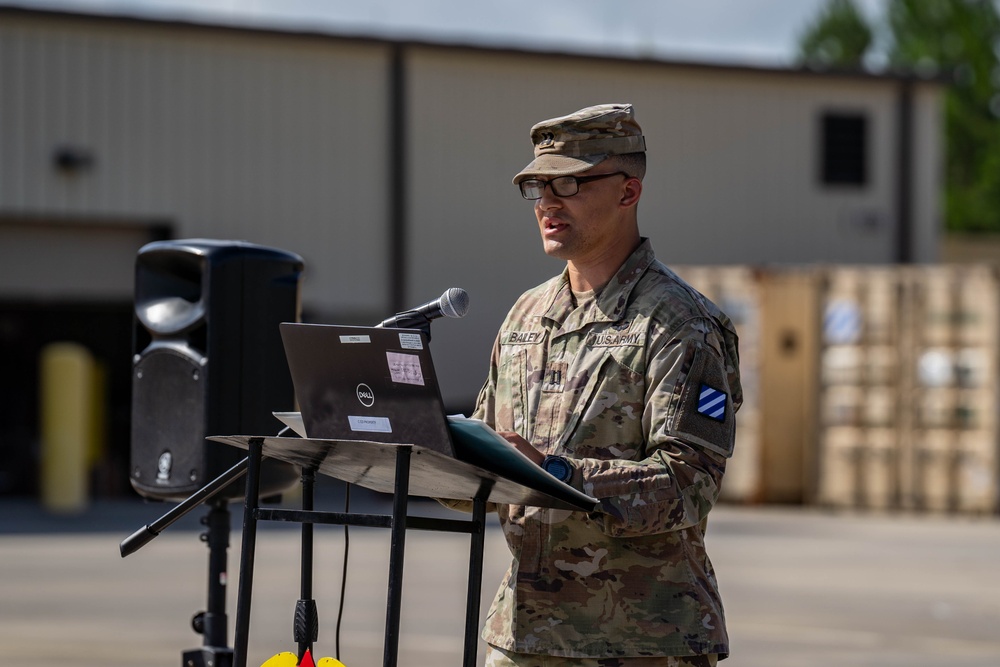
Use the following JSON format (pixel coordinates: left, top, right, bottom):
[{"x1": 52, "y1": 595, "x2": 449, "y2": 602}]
[
  {"x1": 233, "y1": 437, "x2": 264, "y2": 667},
  {"x1": 463, "y1": 496, "x2": 487, "y2": 667},
  {"x1": 383, "y1": 446, "x2": 412, "y2": 667},
  {"x1": 295, "y1": 467, "x2": 319, "y2": 662}
]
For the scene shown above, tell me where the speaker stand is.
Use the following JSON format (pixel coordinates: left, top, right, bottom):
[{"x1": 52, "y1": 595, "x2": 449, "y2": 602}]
[
  {"x1": 122, "y1": 459, "x2": 253, "y2": 666},
  {"x1": 182, "y1": 499, "x2": 235, "y2": 667}
]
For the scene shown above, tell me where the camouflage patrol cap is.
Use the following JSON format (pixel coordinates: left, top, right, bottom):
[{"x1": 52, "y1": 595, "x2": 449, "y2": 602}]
[{"x1": 512, "y1": 103, "x2": 645, "y2": 185}]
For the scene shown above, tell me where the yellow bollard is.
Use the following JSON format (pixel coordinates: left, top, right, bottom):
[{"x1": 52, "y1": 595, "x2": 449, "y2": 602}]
[{"x1": 40, "y1": 342, "x2": 96, "y2": 513}]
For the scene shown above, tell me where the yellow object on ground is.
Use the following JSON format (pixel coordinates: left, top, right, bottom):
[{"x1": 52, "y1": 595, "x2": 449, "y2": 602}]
[
  {"x1": 260, "y1": 650, "x2": 345, "y2": 667},
  {"x1": 40, "y1": 342, "x2": 97, "y2": 513},
  {"x1": 260, "y1": 653, "x2": 298, "y2": 667}
]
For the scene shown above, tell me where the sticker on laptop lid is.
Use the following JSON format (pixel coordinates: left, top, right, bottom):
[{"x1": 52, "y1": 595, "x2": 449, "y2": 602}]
[
  {"x1": 398, "y1": 333, "x2": 423, "y2": 350},
  {"x1": 340, "y1": 334, "x2": 371, "y2": 344},
  {"x1": 387, "y1": 351, "x2": 424, "y2": 386},
  {"x1": 348, "y1": 415, "x2": 392, "y2": 433}
]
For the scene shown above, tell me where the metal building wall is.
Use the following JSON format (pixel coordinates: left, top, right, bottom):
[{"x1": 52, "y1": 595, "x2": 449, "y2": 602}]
[
  {"x1": 404, "y1": 45, "x2": 942, "y2": 407},
  {"x1": 0, "y1": 12, "x2": 393, "y2": 317}
]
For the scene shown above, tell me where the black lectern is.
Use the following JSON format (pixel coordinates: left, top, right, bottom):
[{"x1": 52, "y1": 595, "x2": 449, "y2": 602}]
[{"x1": 210, "y1": 434, "x2": 597, "y2": 667}]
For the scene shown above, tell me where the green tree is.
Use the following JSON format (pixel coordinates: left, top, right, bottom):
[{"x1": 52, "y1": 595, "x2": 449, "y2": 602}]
[
  {"x1": 797, "y1": 0, "x2": 874, "y2": 69},
  {"x1": 799, "y1": 0, "x2": 1000, "y2": 232},
  {"x1": 887, "y1": 0, "x2": 1000, "y2": 232}
]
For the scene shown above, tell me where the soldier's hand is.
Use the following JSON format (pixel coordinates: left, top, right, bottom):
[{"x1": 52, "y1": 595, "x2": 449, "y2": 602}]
[{"x1": 497, "y1": 431, "x2": 545, "y2": 466}]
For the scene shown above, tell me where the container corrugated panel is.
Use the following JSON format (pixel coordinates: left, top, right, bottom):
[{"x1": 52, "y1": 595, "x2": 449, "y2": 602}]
[
  {"x1": 917, "y1": 388, "x2": 958, "y2": 429},
  {"x1": 863, "y1": 386, "x2": 896, "y2": 428},
  {"x1": 908, "y1": 430, "x2": 955, "y2": 512},
  {"x1": 817, "y1": 426, "x2": 864, "y2": 508},
  {"x1": 822, "y1": 346, "x2": 864, "y2": 385},
  {"x1": 908, "y1": 265, "x2": 1000, "y2": 346},
  {"x1": 821, "y1": 385, "x2": 863, "y2": 427},
  {"x1": 956, "y1": 432, "x2": 999, "y2": 513},
  {"x1": 860, "y1": 427, "x2": 899, "y2": 510},
  {"x1": 820, "y1": 383, "x2": 896, "y2": 428},
  {"x1": 817, "y1": 426, "x2": 899, "y2": 509},
  {"x1": 903, "y1": 265, "x2": 1000, "y2": 514},
  {"x1": 672, "y1": 266, "x2": 763, "y2": 503},
  {"x1": 816, "y1": 267, "x2": 906, "y2": 510},
  {"x1": 907, "y1": 431, "x2": 997, "y2": 514},
  {"x1": 823, "y1": 267, "x2": 901, "y2": 346}
]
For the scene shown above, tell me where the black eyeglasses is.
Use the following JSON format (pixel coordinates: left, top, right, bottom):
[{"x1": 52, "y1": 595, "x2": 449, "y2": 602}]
[{"x1": 519, "y1": 171, "x2": 629, "y2": 200}]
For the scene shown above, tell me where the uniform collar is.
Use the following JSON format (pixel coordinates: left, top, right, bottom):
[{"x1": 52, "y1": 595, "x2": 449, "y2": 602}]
[{"x1": 539, "y1": 238, "x2": 655, "y2": 325}]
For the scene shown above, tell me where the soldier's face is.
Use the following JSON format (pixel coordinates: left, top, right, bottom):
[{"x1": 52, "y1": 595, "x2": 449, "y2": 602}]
[{"x1": 534, "y1": 166, "x2": 627, "y2": 262}]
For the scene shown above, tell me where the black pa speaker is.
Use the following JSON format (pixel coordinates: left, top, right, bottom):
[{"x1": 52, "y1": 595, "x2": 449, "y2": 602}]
[{"x1": 130, "y1": 239, "x2": 302, "y2": 501}]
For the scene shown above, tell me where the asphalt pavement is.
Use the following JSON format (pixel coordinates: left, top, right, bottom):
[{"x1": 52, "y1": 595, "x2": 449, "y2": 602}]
[{"x1": 2, "y1": 488, "x2": 1000, "y2": 667}]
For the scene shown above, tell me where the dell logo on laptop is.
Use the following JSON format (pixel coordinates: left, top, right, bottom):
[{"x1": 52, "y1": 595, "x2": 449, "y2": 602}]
[{"x1": 356, "y1": 383, "x2": 375, "y2": 407}]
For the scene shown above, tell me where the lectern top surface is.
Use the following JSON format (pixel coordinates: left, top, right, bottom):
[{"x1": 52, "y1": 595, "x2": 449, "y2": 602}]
[{"x1": 211, "y1": 435, "x2": 599, "y2": 512}]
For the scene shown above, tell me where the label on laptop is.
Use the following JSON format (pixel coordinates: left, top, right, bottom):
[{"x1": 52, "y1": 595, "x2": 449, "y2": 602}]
[
  {"x1": 387, "y1": 351, "x2": 424, "y2": 385},
  {"x1": 348, "y1": 415, "x2": 392, "y2": 433},
  {"x1": 398, "y1": 333, "x2": 423, "y2": 350},
  {"x1": 340, "y1": 335, "x2": 371, "y2": 344}
]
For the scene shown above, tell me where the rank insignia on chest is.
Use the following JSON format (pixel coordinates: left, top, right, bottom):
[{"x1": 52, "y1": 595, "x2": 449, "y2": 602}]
[{"x1": 697, "y1": 384, "x2": 727, "y2": 422}]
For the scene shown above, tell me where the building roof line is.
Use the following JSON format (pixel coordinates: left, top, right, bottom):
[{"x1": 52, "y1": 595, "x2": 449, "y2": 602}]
[{"x1": 0, "y1": 3, "x2": 952, "y2": 85}]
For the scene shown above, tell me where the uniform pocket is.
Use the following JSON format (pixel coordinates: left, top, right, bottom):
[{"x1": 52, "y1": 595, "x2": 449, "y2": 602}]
[
  {"x1": 563, "y1": 352, "x2": 645, "y2": 460},
  {"x1": 495, "y1": 347, "x2": 527, "y2": 433}
]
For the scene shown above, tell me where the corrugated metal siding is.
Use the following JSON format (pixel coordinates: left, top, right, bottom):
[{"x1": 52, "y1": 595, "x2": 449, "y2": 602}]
[{"x1": 0, "y1": 14, "x2": 393, "y2": 315}]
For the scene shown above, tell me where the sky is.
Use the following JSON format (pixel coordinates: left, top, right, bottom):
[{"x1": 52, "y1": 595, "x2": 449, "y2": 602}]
[{"x1": 8, "y1": 0, "x2": 892, "y2": 67}]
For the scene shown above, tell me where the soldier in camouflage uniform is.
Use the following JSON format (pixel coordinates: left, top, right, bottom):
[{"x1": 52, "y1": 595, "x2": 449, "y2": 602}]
[{"x1": 468, "y1": 104, "x2": 742, "y2": 667}]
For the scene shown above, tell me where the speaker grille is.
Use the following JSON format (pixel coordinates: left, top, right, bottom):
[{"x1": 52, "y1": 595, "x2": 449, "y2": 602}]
[{"x1": 130, "y1": 346, "x2": 207, "y2": 499}]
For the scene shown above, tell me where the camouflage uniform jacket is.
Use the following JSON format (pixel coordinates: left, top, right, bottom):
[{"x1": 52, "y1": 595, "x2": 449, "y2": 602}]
[{"x1": 473, "y1": 238, "x2": 742, "y2": 659}]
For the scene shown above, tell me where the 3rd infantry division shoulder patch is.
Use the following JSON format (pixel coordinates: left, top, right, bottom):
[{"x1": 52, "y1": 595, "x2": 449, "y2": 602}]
[{"x1": 697, "y1": 384, "x2": 727, "y2": 422}]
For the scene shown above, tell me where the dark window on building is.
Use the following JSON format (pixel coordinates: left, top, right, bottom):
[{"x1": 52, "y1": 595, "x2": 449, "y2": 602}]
[{"x1": 821, "y1": 113, "x2": 867, "y2": 186}]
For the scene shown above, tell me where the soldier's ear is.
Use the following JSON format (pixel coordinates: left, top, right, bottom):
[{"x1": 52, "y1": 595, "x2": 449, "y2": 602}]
[{"x1": 619, "y1": 177, "x2": 641, "y2": 208}]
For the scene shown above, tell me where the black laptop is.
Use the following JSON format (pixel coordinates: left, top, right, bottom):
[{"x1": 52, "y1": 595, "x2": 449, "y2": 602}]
[{"x1": 279, "y1": 323, "x2": 455, "y2": 458}]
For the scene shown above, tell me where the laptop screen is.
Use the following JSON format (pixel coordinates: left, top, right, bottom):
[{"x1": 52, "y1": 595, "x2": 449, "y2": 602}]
[{"x1": 279, "y1": 323, "x2": 454, "y2": 458}]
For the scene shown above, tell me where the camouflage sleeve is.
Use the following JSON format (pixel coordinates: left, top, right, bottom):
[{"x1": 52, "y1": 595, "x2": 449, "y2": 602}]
[
  {"x1": 574, "y1": 319, "x2": 737, "y2": 537},
  {"x1": 469, "y1": 337, "x2": 500, "y2": 425}
]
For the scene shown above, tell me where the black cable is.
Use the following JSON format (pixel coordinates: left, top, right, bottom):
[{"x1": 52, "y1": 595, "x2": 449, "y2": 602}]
[{"x1": 335, "y1": 482, "x2": 351, "y2": 661}]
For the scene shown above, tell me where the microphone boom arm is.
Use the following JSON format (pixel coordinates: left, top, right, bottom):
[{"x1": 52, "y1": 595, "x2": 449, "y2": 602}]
[{"x1": 379, "y1": 311, "x2": 433, "y2": 339}]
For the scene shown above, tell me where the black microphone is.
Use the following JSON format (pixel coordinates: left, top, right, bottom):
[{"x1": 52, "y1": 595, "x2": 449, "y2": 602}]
[{"x1": 377, "y1": 287, "x2": 470, "y2": 329}]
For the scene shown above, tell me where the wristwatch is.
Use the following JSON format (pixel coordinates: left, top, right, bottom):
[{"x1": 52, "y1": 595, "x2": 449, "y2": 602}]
[{"x1": 542, "y1": 455, "x2": 573, "y2": 483}]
